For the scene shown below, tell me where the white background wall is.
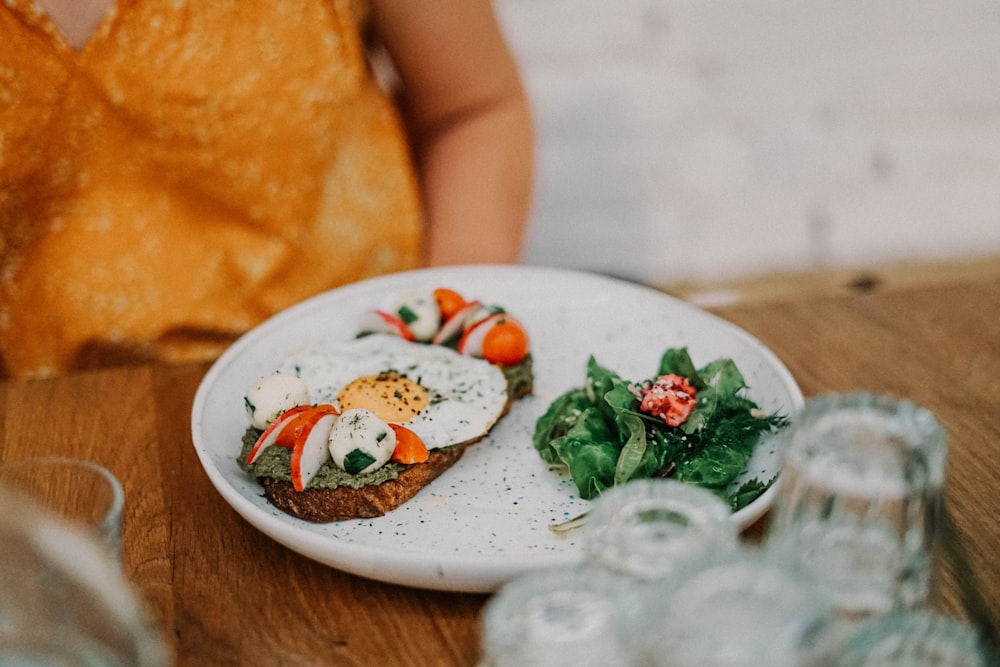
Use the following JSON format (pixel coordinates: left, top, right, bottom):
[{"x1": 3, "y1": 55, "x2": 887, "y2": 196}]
[{"x1": 495, "y1": 0, "x2": 1000, "y2": 285}]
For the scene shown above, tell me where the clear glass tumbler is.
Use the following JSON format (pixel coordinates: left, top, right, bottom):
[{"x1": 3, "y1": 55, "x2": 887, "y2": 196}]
[
  {"x1": 765, "y1": 392, "x2": 947, "y2": 617},
  {"x1": 479, "y1": 566, "x2": 643, "y2": 667},
  {"x1": 0, "y1": 483, "x2": 170, "y2": 666},
  {"x1": 834, "y1": 611, "x2": 998, "y2": 666},
  {"x1": 582, "y1": 478, "x2": 739, "y2": 582},
  {"x1": 639, "y1": 549, "x2": 838, "y2": 667},
  {"x1": 0, "y1": 457, "x2": 124, "y2": 561}
]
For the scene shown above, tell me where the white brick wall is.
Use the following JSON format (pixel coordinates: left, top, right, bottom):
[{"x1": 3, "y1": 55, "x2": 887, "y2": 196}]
[{"x1": 496, "y1": 0, "x2": 1000, "y2": 284}]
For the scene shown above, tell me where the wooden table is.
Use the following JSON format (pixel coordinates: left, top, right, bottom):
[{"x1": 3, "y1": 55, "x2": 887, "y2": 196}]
[{"x1": 2, "y1": 272, "x2": 998, "y2": 665}]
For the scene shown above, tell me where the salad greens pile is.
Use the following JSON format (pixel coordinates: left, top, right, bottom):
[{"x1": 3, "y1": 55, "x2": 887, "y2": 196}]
[{"x1": 533, "y1": 347, "x2": 789, "y2": 511}]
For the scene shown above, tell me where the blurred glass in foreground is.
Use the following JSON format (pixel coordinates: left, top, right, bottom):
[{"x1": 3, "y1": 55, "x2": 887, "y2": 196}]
[
  {"x1": 639, "y1": 548, "x2": 839, "y2": 667},
  {"x1": 582, "y1": 478, "x2": 739, "y2": 583},
  {"x1": 479, "y1": 566, "x2": 642, "y2": 667},
  {"x1": 0, "y1": 458, "x2": 124, "y2": 563},
  {"x1": 765, "y1": 392, "x2": 947, "y2": 617},
  {"x1": 0, "y1": 482, "x2": 170, "y2": 666},
  {"x1": 834, "y1": 611, "x2": 998, "y2": 667}
]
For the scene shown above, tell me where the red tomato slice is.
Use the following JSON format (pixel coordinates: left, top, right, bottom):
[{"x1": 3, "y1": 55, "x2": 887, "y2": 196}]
[{"x1": 389, "y1": 423, "x2": 429, "y2": 464}]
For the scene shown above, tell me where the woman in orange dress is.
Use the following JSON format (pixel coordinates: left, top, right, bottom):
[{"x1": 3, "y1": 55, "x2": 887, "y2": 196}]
[{"x1": 0, "y1": 0, "x2": 533, "y2": 377}]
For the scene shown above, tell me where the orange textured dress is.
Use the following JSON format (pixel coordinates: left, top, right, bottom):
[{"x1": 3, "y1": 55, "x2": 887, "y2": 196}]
[{"x1": 0, "y1": 0, "x2": 423, "y2": 378}]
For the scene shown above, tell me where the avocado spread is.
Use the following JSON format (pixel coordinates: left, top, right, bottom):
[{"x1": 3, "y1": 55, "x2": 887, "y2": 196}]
[
  {"x1": 503, "y1": 353, "x2": 533, "y2": 399},
  {"x1": 238, "y1": 429, "x2": 404, "y2": 490}
]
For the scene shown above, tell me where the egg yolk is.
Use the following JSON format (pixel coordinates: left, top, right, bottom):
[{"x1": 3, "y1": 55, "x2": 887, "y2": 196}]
[{"x1": 336, "y1": 372, "x2": 429, "y2": 423}]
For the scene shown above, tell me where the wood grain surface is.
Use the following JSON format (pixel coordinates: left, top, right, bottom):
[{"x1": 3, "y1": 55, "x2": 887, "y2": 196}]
[{"x1": 2, "y1": 270, "x2": 997, "y2": 665}]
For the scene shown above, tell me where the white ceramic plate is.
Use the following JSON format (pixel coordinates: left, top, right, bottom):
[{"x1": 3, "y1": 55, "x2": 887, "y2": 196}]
[{"x1": 191, "y1": 265, "x2": 803, "y2": 592}]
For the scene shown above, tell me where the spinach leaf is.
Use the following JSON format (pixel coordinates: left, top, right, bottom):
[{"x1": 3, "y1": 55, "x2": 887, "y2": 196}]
[
  {"x1": 676, "y1": 443, "x2": 748, "y2": 487},
  {"x1": 533, "y1": 387, "x2": 590, "y2": 464},
  {"x1": 533, "y1": 347, "x2": 789, "y2": 510},
  {"x1": 657, "y1": 347, "x2": 701, "y2": 386},
  {"x1": 550, "y1": 406, "x2": 620, "y2": 499}
]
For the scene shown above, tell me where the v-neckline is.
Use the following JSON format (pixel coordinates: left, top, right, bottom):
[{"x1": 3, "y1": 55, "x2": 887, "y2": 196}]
[{"x1": 28, "y1": 0, "x2": 118, "y2": 54}]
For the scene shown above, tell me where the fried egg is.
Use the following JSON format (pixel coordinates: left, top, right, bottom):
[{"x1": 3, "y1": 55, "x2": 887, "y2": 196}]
[
  {"x1": 337, "y1": 371, "x2": 429, "y2": 423},
  {"x1": 280, "y1": 334, "x2": 509, "y2": 450}
]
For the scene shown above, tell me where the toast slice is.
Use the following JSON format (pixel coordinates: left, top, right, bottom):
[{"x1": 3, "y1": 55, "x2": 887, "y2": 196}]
[{"x1": 246, "y1": 369, "x2": 533, "y2": 523}]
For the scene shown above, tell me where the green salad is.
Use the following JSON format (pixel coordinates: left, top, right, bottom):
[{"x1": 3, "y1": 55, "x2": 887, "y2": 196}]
[{"x1": 533, "y1": 347, "x2": 789, "y2": 511}]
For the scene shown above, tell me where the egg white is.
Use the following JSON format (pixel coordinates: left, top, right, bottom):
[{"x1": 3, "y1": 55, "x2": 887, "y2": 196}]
[{"x1": 280, "y1": 334, "x2": 509, "y2": 450}]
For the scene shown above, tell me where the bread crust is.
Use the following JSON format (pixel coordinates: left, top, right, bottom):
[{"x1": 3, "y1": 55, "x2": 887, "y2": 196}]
[{"x1": 258, "y1": 444, "x2": 468, "y2": 523}]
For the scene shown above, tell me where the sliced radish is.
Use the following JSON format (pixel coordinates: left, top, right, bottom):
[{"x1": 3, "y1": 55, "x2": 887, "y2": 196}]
[
  {"x1": 457, "y1": 312, "x2": 505, "y2": 357},
  {"x1": 358, "y1": 310, "x2": 416, "y2": 341},
  {"x1": 246, "y1": 405, "x2": 311, "y2": 464},
  {"x1": 463, "y1": 302, "x2": 497, "y2": 329},
  {"x1": 291, "y1": 412, "x2": 338, "y2": 491},
  {"x1": 432, "y1": 300, "x2": 485, "y2": 345},
  {"x1": 248, "y1": 405, "x2": 337, "y2": 464},
  {"x1": 273, "y1": 406, "x2": 334, "y2": 450}
]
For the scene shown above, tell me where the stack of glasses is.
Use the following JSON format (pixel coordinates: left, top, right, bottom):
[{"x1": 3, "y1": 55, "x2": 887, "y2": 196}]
[{"x1": 478, "y1": 392, "x2": 998, "y2": 666}]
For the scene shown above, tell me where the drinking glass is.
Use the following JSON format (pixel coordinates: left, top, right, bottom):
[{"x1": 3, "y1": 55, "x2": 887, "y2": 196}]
[
  {"x1": 765, "y1": 392, "x2": 947, "y2": 617},
  {"x1": 479, "y1": 566, "x2": 642, "y2": 667},
  {"x1": 583, "y1": 478, "x2": 739, "y2": 582},
  {"x1": 0, "y1": 482, "x2": 170, "y2": 666},
  {"x1": 0, "y1": 457, "x2": 124, "y2": 561},
  {"x1": 834, "y1": 611, "x2": 998, "y2": 666},
  {"x1": 639, "y1": 549, "x2": 838, "y2": 667}
]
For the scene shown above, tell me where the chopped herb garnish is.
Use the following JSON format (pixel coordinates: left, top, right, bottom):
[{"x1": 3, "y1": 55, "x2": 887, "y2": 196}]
[
  {"x1": 397, "y1": 305, "x2": 419, "y2": 324},
  {"x1": 344, "y1": 449, "x2": 377, "y2": 475}
]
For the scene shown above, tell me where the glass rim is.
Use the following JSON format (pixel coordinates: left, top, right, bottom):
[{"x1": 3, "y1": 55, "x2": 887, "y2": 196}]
[
  {"x1": 781, "y1": 391, "x2": 947, "y2": 457},
  {"x1": 0, "y1": 457, "x2": 124, "y2": 531}
]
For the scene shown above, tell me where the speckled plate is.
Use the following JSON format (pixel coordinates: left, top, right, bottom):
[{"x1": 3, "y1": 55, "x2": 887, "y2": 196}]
[{"x1": 191, "y1": 265, "x2": 803, "y2": 592}]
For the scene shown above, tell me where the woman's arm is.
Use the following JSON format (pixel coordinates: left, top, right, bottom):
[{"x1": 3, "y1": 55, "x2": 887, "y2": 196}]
[{"x1": 371, "y1": 0, "x2": 534, "y2": 266}]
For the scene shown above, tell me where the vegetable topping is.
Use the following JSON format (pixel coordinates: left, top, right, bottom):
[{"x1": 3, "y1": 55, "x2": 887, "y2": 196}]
[
  {"x1": 362, "y1": 288, "x2": 529, "y2": 366},
  {"x1": 640, "y1": 374, "x2": 697, "y2": 427},
  {"x1": 534, "y1": 347, "x2": 789, "y2": 510}
]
